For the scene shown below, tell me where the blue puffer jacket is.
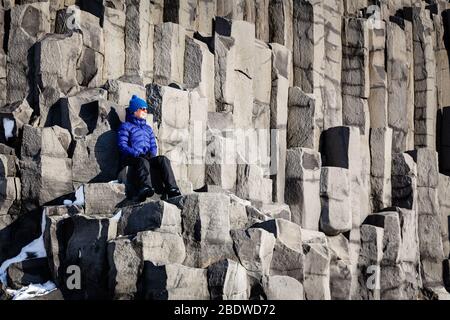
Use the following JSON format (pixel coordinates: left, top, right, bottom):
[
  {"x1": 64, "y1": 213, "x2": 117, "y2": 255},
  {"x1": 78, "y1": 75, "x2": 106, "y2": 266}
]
[{"x1": 117, "y1": 111, "x2": 158, "y2": 158}]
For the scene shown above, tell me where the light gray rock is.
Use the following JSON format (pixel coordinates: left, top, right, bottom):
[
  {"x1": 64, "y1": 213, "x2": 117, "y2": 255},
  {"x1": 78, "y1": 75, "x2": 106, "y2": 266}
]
[
  {"x1": 21, "y1": 125, "x2": 70, "y2": 159},
  {"x1": 231, "y1": 228, "x2": 275, "y2": 279},
  {"x1": 293, "y1": 0, "x2": 325, "y2": 136},
  {"x1": 320, "y1": 167, "x2": 352, "y2": 236},
  {"x1": 207, "y1": 259, "x2": 249, "y2": 300},
  {"x1": 303, "y1": 242, "x2": 331, "y2": 300},
  {"x1": 187, "y1": 91, "x2": 208, "y2": 189},
  {"x1": 370, "y1": 127, "x2": 392, "y2": 212},
  {"x1": 0, "y1": 177, "x2": 20, "y2": 215},
  {"x1": 439, "y1": 174, "x2": 450, "y2": 258},
  {"x1": 142, "y1": 263, "x2": 210, "y2": 300},
  {"x1": 71, "y1": 99, "x2": 121, "y2": 185},
  {"x1": 184, "y1": 37, "x2": 215, "y2": 112},
  {"x1": 342, "y1": 17, "x2": 369, "y2": 99},
  {"x1": 236, "y1": 164, "x2": 272, "y2": 205},
  {"x1": 7, "y1": 2, "x2": 51, "y2": 103},
  {"x1": 287, "y1": 87, "x2": 318, "y2": 150},
  {"x1": 20, "y1": 156, "x2": 73, "y2": 207},
  {"x1": 410, "y1": 148, "x2": 439, "y2": 188},
  {"x1": 386, "y1": 20, "x2": 414, "y2": 153},
  {"x1": 84, "y1": 183, "x2": 127, "y2": 217},
  {"x1": 153, "y1": 22, "x2": 186, "y2": 85},
  {"x1": 255, "y1": 0, "x2": 269, "y2": 42},
  {"x1": 269, "y1": 43, "x2": 290, "y2": 202},
  {"x1": 327, "y1": 234, "x2": 352, "y2": 300},
  {"x1": 253, "y1": 40, "x2": 272, "y2": 106},
  {"x1": 368, "y1": 21, "x2": 388, "y2": 129},
  {"x1": 253, "y1": 218, "x2": 303, "y2": 282},
  {"x1": 169, "y1": 193, "x2": 235, "y2": 268},
  {"x1": 153, "y1": 85, "x2": 190, "y2": 184},
  {"x1": 0, "y1": 100, "x2": 33, "y2": 144},
  {"x1": 107, "y1": 236, "x2": 142, "y2": 300},
  {"x1": 103, "y1": 6, "x2": 126, "y2": 81},
  {"x1": 413, "y1": 7, "x2": 437, "y2": 150},
  {"x1": 197, "y1": 0, "x2": 216, "y2": 35},
  {"x1": 260, "y1": 203, "x2": 291, "y2": 221},
  {"x1": 229, "y1": 194, "x2": 250, "y2": 230},
  {"x1": 391, "y1": 153, "x2": 417, "y2": 210},
  {"x1": 285, "y1": 147, "x2": 321, "y2": 229},
  {"x1": 215, "y1": 17, "x2": 255, "y2": 129},
  {"x1": 262, "y1": 275, "x2": 304, "y2": 300},
  {"x1": 136, "y1": 230, "x2": 186, "y2": 266},
  {"x1": 125, "y1": 0, "x2": 153, "y2": 83},
  {"x1": 205, "y1": 113, "x2": 236, "y2": 190},
  {"x1": 117, "y1": 200, "x2": 181, "y2": 236},
  {"x1": 268, "y1": 0, "x2": 293, "y2": 52},
  {"x1": 35, "y1": 33, "x2": 82, "y2": 96},
  {"x1": 357, "y1": 224, "x2": 383, "y2": 300},
  {"x1": 163, "y1": 0, "x2": 198, "y2": 33},
  {"x1": 323, "y1": 0, "x2": 343, "y2": 129},
  {"x1": 106, "y1": 79, "x2": 146, "y2": 107}
]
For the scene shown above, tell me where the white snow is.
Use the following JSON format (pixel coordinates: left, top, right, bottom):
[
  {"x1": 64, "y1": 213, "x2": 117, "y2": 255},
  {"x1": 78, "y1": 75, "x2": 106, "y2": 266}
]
[
  {"x1": 110, "y1": 210, "x2": 122, "y2": 222},
  {"x1": 108, "y1": 180, "x2": 120, "y2": 184},
  {"x1": 63, "y1": 185, "x2": 85, "y2": 207},
  {"x1": 0, "y1": 210, "x2": 47, "y2": 285},
  {"x1": 73, "y1": 185, "x2": 85, "y2": 206},
  {"x1": 6, "y1": 281, "x2": 57, "y2": 300},
  {"x1": 3, "y1": 118, "x2": 14, "y2": 140}
]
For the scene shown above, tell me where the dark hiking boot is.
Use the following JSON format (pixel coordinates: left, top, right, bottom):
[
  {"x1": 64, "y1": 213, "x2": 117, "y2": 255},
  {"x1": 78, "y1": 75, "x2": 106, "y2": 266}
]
[
  {"x1": 166, "y1": 187, "x2": 181, "y2": 199},
  {"x1": 137, "y1": 186, "x2": 155, "y2": 202}
]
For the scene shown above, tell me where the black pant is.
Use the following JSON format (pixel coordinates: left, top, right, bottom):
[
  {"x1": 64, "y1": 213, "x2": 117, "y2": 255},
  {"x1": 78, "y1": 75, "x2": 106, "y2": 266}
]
[{"x1": 124, "y1": 155, "x2": 178, "y2": 192}]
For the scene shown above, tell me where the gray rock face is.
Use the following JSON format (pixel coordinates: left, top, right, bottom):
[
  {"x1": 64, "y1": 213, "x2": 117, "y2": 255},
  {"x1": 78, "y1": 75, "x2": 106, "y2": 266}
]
[
  {"x1": 287, "y1": 87, "x2": 318, "y2": 150},
  {"x1": 0, "y1": 100, "x2": 33, "y2": 144},
  {"x1": 84, "y1": 183, "x2": 126, "y2": 216},
  {"x1": 357, "y1": 224, "x2": 384, "y2": 300},
  {"x1": 153, "y1": 22, "x2": 186, "y2": 85},
  {"x1": 365, "y1": 207, "x2": 421, "y2": 299},
  {"x1": 303, "y1": 239, "x2": 331, "y2": 300},
  {"x1": 7, "y1": 2, "x2": 51, "y2": 103},
  {"x1": 386, "y1": 20, "x2": 414, "y2": 153},
  {"x1": 7, "y1": 257, "x2": 51, "y2": 290},
  {"x1": 207, "y1": 259, "x2": 249, "y2": 300},
  {"x1": 117, "y1": 200, "x2": 181, "y2": 236},
  {"x1": 370, "y1": 127, "x2": 392, "y2": 212},
  {"x1": 391, "y1": 153, "x2": 417, "y2": 210},
  {"x1": 20, "y1": 125, "x2": 73, "y2": 207},
  {"x1": 107, "y1": 236, "x2": 142, "y2": 300},
  {"x1": 136, "y1": 230, "x2": 186, "y2": 266},
  {"x1": 103, "y1": 6, "x2": 126, "y2": 81},
  {"x1": 253, "y1": 218, "x2": 303, "y2": 282},
  {"x1": 320, "y1": 167, "x2": 352, "y2": 236},
  {"x1": 231, "y1": 228, "x2": 275, "y2": 280},
  {"x1": 142, "y1": 263, "x2": 210, "y2": 300},
  {"x1": 328, "y1": 234, "x2": 352, "y2": 300},
  {"x1": 285, "y1": 147, "x2": 321, "y2": 229},
  {"x1": 262, "y1": 275, "x2": 304, "y2": 300},
  {"x1": 125, "y1": 0, "x2": 153, "y2": 83},
  {"x1": 1, "y1": 0, "x2": 450, "y2": 302},
  {"x1": 169, "y1": 193, "x2": 235, "y2": 268}
]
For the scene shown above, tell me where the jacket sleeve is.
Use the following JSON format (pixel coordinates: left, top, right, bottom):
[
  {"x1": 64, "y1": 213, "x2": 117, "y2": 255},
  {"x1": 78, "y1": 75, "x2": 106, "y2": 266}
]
[
  {"x1": 148, "y1": 126, "x2": 158, "y2": 157},
  {"x1": 117, "y1": 123, "x2": 139, "y2": 158}
]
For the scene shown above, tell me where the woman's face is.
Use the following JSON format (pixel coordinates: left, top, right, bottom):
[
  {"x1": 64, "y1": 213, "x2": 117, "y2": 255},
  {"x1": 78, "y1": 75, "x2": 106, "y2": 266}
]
[{"x1": 134, "y1": 108, "x2": 148, "y2": 119}]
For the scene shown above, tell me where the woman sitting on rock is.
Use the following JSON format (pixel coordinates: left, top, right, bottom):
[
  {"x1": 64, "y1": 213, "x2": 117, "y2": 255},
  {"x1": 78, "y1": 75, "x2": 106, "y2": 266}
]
[{"x1": 117, "y1": 95, "x2": 181, "y2": 201}]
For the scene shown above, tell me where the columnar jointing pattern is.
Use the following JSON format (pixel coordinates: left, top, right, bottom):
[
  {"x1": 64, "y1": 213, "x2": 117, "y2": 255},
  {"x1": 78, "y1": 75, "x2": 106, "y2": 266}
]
[{"x1": 0, "y1": 0, "x2": 450, "y2": 301}]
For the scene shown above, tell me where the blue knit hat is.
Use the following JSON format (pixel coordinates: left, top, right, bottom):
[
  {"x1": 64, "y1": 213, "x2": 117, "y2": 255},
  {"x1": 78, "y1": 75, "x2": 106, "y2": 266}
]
[{"x1": 128, "y1": 95, "x2": 148, "y2": 113}]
